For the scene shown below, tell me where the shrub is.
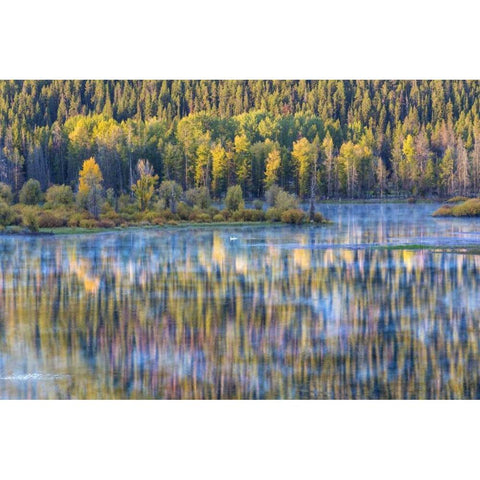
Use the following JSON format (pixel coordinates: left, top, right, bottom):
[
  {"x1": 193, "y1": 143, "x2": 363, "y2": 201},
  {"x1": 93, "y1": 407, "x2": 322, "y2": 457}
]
[
  {"x1": 242, "y1": 209, "x2": 265, "y2": 222},
  {"x1": 38, "y1": 211, "x2": 67, "y2": 228},
  {"x1": 407, "y1": 197, "x2": 417, "y2": 204},
  {"x1": 265, "y1": 185, "x2": 282, "y2": 206},
  {"x1": 313, "y1": 212, "x2": 327, "y2": 223},
  {"x1": 100, "y1": 209, "x2": 122, "y2": 226},
  {"x1": 432, "y1": 205, "x2": 453, "y2": 217},
  {"x1": 231, "y1": 210, "x2": 244, "y2": 221},
  {"x1": 106, "y1": 188, "x2": 116, "y2": 209},
  {"x1": 185, "y1": 187, "x2": 211, "y2": 209},
  {"x1": 140, "y1": 210, "x2": 159, "y2": 224},
  {"x1": 433, "y1": 199, "x2": 480, "y2": 217},
  {"x1": 158, "y1": 209, "x2": 178, "y2": 221},
  {"x1": 196, "y1": 213, "x2": 211, "y2": 223},
  {"x1": 10, "y1": 205, "x2": 25, "y2": 225},
  {"x1": 45, "y1": 184, "x2": 74, "y2": 206},
  {"x1": 266, "y1": 207, "x2": 282, "y2": 222},
  {"x1": 452, "y1": 198, "x2": 480, "y2": 216},
  {"x1": 118, "y1": 194, "x2": 135, "y2": 212},
  {"x1": 225, "y1": 185, "x2": 244, "y2": 211},
  {"x1": 253, "y1": 199, "x2": 263, "y2": 210},
  {"x1": 97, "y1": 219, "x2": 116, "y2": 228},
  {"x1": 207, "y1": 206, "x2": 220, "y2": 217},
  {"x1": 158, "y1": 180, "x2": 183, "y2": 213},
  {"x1": 212, "y1": 213, "x2": 224, "y2": 222},
  {"x1": 79, "y1": 219, "x2": 99, "y2": 229},
  {"x1": 151, "y1": 217, "x2": 164, "y2": 226},
  {"x1": 19, "y1": 179, "x2": 42, "y2": 205},
  {"x1": 275, "y1": 190, "x2": 299, "y2": 212},
  {"x1": 0, "y1": 201, "x2": 14, "y2": 226},
  {"x1": 67, "y1": 213, "x2": 83, "y2": 227},
  {"x1": 0, "y1": 183, "x2": 13, "y2": 205},
  {"x1": 281, "y1": 208, "x2": 306, "y2": 224},
  {"x1": 177, "y1": 201, "x2": 192, "y2": 220},
  {"x1": 141, "y1": 210, "x2": 168, "y2": 225},
  {"x1": 22, "y1": 206, "x2": 39, "y2": 232}
]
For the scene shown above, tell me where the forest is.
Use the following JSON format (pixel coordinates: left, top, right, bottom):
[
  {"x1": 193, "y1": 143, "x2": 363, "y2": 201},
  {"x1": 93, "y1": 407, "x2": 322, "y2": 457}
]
[{"x1": 1, "y1": 80, "x2": 480, "y2": 200}]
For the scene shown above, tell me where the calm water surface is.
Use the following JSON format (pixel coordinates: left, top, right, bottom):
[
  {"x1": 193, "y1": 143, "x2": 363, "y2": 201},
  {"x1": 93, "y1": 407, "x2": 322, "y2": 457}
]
[{"x1": 1, "y1": 203, "x2": 480, "y2": 399}]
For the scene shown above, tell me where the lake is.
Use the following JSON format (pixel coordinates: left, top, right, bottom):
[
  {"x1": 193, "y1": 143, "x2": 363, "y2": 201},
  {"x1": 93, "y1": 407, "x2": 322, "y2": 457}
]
[{"x1": 1, "y1": 202, "x2": 480, "y2": 399}]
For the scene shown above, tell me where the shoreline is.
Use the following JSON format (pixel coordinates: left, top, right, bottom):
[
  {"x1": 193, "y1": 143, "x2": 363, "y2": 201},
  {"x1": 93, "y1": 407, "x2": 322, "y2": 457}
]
[
  {"x1": 0, "y1": 200, "x2": 458, "y2": 238},
  {"x1": 0, "y1": 220, "x2": 332, "y2": 237}
]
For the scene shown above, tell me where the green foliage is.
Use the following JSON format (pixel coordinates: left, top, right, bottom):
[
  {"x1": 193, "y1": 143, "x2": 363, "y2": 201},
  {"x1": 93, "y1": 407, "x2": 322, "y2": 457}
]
[
  {"x1": 312, "y1": 212, "x2": 327, "y2": 223},
  {"x1": 177, "y1": 201, "x2": 192, "y2": 220},
  {"x1": 45, "y1": 185, "x2": 74, "y2": 207},
  {"x1": 189, "y1": 211, "x2": 211, "y2": 223},
  {"x1": 79, "y1": 219, "x2": 99, "y2": 229},
  {"x1": 265, "y1": 207, "x2": 282, "y2": 222},
  {"x1": 265, "y1": 184, "x2": 282, "y2": 206},
  {"x1": 0, "y1": 183, "x2": 13, "y2": 205},
  {"x1": 19, "y1": 179, "x2": 42, "y2": 205},
  {"x1": 0, "y1": 201, "x2": 14, "y2": 226},
  {"x1": 432, "y1": 205, "x2": 453, "y2": 217},
  {"x1": 450, "y1": 199, "x2": 480, "y2": 216},
  {"x1": 433, "y1": 199, "x2": 480, "y2": 217},
  {"x1": 225, "y1": 185, "x2": 244, "y2": 211},
  {"x1": 240, "y1": 209, "x2": 265, "y2": 222},
  {"x1": 280, "y1": 208, "x2": 306, "y2": 224},
  {"x1": 274, "y1": 190, "x2": 299, "y2": 212},
  {"x1": 5, "y1": 80, "x2": 480, "y2": 201},
  {"x1": 100, "y1": 208, "x2": 122, "y2": 226},
  {"x1": 118, "y1": 194, "x2": 135, "y2": 213},
  {"x1": 292, "y1": 138, "x2": 317, "y2": 197},
  {"x1": 106, "y1": 188, "x2": 116, "y2": 209},
  {"x1": 158, "y1": 180, "x2": 183, "y2": 213},
  {"x1": 131, "y1": 159, "x2": 159, "y2": 211},
  {"x1": 22, "y1": 206, "x2": 39, "y2": 232},
  {"x1": 185, "y1": 186, "x2": 211, "y2": 209},
  {"x1": 253, "y1": 199, "x2": 263, "y2": 210},
  {"x1": 38, "y1": 211, "x2": 68, "y2": 228}
]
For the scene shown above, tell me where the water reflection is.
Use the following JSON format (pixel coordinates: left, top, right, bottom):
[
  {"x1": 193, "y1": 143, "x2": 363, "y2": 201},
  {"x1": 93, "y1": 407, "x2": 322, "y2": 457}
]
[{"x1": 1, "y1": 203, "x2": 480, "y2": 399}]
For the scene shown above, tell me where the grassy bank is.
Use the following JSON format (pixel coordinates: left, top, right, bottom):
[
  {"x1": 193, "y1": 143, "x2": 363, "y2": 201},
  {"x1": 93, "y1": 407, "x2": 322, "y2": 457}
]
[{"x1": 432, "y1": 198, "x2": 480, "y2": 217}]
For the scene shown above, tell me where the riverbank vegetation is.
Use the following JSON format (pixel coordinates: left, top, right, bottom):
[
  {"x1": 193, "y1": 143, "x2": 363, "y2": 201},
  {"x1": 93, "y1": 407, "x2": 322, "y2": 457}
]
[
  {"x1": 433, "y1": 197, "x2": 480, "y2": 217},
  {"x1": 2, "y1": 81, "x2": 480, "y2": 204},
  {"x1": 0, "y1": 157, "x2": 329, "y2": 233}
]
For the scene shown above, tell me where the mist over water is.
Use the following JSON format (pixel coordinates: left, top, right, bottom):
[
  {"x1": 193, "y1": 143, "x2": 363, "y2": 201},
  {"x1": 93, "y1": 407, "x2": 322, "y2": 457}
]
[{"x1": 1, "y1": 203, "x2": 480, "y2": 399}]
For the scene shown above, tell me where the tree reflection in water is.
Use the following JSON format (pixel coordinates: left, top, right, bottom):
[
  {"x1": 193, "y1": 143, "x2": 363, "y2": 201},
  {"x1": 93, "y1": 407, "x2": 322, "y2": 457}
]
[{"x1": 1, "y1": 203, "x2": 480, "y2": 399}]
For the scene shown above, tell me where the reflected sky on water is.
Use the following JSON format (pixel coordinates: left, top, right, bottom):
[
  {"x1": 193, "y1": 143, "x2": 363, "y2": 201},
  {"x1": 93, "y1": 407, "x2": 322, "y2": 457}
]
[{"x1": 1, "y1": 203, "x2": 480, "y2": 399}]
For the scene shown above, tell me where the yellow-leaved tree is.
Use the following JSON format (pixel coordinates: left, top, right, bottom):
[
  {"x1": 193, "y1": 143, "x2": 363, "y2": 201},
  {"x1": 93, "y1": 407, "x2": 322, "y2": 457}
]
[
  {"x1": 78, "y1": 157, "x2": 104, "y2": 218},
  {"x1": 131, "y1": 159, "x2": 159, "y2": 211},
  {"x1": 264, "y1": 148, "x2": 282, "y2": 189},
  {"x1": 292, "y1": 137, "x2": 319, "y2": 220}
]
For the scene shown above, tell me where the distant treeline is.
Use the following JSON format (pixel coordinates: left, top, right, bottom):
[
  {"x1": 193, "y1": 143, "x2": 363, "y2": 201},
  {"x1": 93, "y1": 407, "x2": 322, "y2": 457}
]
[{"x1": 1, "y1": 80, "x2": 480, "y2": 199}]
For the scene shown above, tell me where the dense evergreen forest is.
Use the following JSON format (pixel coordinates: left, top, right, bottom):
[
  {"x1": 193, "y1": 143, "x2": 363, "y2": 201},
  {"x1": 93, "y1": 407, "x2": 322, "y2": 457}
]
[{"x1": 1, "y1": 80, "x2": 480, "y2": 199}]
